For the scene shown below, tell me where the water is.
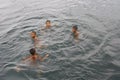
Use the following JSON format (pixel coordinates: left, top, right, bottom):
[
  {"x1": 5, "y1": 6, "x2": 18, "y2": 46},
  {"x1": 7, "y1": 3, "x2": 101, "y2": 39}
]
[{"x1": 0, "y1": 0, "x2": 120, "y2": 80}]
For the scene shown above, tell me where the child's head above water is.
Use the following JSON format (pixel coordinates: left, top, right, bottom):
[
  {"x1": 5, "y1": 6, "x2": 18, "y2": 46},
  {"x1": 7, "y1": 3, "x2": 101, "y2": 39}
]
[
  {"x1": 46, "y1": 20, "x2": 51, "y2": 28},
  {"x1": 30, "y1": 31, "x2": 37, "y2": 39},
  {"x1": 72, "y1": 25, "x2": 78, "y2": 33},
  {"x1": 30, "y1": 48, "x2": 36, "y2": 55}
]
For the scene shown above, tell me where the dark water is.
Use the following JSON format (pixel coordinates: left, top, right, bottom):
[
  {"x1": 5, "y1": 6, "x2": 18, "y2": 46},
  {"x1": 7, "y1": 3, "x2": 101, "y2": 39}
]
[{"x1": 0, "y1": 0, "x2": 120, "y2": 80}]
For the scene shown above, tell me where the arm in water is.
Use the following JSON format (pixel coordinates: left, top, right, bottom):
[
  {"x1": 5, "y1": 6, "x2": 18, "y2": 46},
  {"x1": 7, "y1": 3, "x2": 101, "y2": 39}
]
[{"x1": 39, "y1": 53, "x2": 49, "y2": 62}]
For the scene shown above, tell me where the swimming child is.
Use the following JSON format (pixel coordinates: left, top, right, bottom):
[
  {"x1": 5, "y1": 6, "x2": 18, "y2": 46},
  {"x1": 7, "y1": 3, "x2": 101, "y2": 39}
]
[
  {"x1": 72, "y1": 25, "x2": 79, "y2": 40},
  {"x1": 45, "y1": 20, "x2": 51, "y2": 29},
  {"x1": 30, "y1": 31, "x2": 41, "y2": 48},
  {"x1": 15, "y1": 48, "x2": 49, "y2": 72},
  {"x1": 41, "y1": 20, "x2": 52, "y2": 30},
  {"x1": 30, "y1": 31, "x2": 47, "y2": 48},
  {"x1": 22, "y1": 48, "x2": 49, "y2": 62}
]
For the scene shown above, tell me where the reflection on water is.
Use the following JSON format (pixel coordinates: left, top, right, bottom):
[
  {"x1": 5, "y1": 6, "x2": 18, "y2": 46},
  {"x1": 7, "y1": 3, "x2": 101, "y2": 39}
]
[{"x1": 0, "y1": 0, "x2": 120, "y2": 80}]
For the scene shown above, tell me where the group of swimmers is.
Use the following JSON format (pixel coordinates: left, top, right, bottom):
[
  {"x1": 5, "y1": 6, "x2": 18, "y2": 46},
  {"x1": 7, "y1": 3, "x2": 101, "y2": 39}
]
[
  {"x1": 22, "y1": 20, "x2": 79, "y2": 64},
  {"x1": 15, "y1": 20, "x2": 79, "y2": 72}
]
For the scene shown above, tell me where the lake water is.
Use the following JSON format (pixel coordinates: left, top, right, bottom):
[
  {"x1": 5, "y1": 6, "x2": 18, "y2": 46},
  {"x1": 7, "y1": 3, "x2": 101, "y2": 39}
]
[{"x1": 0, "y1": 0, "x2": 120, "y2": 80}]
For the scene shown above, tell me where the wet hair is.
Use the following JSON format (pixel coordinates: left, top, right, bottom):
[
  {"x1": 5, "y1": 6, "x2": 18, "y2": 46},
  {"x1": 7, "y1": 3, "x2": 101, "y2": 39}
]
[
  {"x1": 73, "y1": 25, "x2": 78, "y2": 30},
  {"x1": 46, "y1": 20, "x2": 51, "y2": 24},
  {"x1": 29, "y1": 48, "x2": 36, "y2": 55}
]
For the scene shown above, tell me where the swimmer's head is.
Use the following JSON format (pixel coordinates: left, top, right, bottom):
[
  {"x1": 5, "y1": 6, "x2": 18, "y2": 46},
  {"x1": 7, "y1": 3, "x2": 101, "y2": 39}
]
[
  {"x1": 72, "y1": 25, "x2": 78, "y2": 33},
  {"x1": 30, "y1": 31, "x2": 37, "y2": 39},
  {"x1": 30, "y1": 48, "x2": 36, "y2": 55},
  {"x1": 46, "y1": 20, "x2": 51, "y2": 28}
]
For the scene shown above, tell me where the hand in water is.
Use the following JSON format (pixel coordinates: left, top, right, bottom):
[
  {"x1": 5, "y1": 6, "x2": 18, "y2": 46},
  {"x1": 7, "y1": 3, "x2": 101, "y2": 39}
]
[
  {"x1": 46, "y1": 54, "x2": 49, "y2": 57},
  {"x1": 41, "y1": 53, "x2": 49, "y2": 62},
  {"x1": 15, "y1": 66, "x2": 21, "y2": 72}
]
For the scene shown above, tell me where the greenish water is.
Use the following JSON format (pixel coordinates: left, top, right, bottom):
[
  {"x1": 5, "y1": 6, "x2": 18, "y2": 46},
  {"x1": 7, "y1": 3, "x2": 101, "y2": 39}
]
[{"x1": 0, "y1": 0, "x2": 120, "y2": 80}]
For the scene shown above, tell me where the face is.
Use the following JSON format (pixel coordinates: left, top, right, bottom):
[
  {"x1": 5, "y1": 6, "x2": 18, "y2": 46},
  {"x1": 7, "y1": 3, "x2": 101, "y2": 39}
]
[
  {"x1": 46, "y1": 22, "x2": 51, "y2": 28},
  {"x1": 72, "y1": 28, "x2": 76, "y2": 33},
  {"x1": 30, "y1": 32, "x2": 36, "y2": 38}
]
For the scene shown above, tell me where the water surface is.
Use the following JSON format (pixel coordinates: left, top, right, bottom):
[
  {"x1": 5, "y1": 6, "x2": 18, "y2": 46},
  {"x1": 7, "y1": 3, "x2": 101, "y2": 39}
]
[{"x1": 0, "y1": 0, "x2": 120, "y2": 80}]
